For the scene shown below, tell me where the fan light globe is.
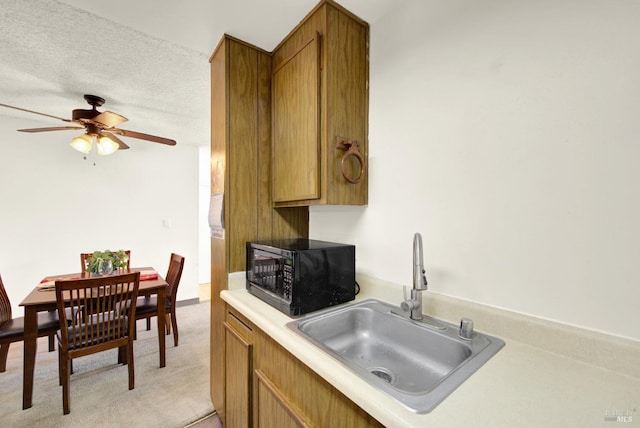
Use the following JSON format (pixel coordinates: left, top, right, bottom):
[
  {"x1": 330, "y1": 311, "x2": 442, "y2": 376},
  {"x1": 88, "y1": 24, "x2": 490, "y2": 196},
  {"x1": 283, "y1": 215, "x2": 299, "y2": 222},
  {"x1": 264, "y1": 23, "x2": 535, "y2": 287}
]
[
  {"x1": 70, "y1": 133, "x2": 93, "y2": 154},
  {"x1": 97, "y1": 135, "x2": 119, "y2": 155}
]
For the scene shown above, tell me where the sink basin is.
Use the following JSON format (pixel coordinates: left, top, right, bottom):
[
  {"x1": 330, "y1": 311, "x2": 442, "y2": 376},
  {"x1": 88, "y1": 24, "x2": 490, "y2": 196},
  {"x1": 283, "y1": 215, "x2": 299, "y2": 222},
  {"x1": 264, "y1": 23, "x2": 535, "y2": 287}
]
[{"x1": 287, "y1": 299, "x2": 505, "y2": 413}]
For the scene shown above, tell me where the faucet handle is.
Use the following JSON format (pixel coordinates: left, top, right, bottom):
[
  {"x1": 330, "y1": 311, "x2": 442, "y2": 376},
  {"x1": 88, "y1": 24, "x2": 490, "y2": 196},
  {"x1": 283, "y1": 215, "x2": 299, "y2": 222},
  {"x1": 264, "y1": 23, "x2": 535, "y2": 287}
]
[
  {"x1": 401, "y1": 287, "x2": 421, "y2": 314},
  {"x1": 401, "y1": 298, "x2": 418, "y2": 313},
  {"x1": 401, "y1": 286, "x2": 410, "y2": 312}
]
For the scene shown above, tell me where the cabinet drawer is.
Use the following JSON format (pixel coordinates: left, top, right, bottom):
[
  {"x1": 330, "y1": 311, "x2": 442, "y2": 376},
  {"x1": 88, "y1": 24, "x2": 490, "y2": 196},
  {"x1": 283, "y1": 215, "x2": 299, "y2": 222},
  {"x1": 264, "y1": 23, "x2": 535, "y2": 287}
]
[{"x1": 226, "y1": 308, "x2": 254, "y2": 342}]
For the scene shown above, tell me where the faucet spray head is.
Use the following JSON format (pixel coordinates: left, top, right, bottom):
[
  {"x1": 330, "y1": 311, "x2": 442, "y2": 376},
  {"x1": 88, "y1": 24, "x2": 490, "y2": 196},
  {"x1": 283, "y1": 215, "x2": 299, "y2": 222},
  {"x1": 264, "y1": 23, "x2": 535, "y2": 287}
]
[{"x1": 413, "y1": 233, "x2": 428, "y2": 290}]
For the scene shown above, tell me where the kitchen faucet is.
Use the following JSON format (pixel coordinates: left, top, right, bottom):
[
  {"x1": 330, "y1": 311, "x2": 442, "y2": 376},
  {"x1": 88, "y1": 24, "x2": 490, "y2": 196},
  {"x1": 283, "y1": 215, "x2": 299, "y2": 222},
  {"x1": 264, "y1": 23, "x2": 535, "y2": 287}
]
[{"x1": 401, "y1": 232, "x2": 428, "y2": 320}]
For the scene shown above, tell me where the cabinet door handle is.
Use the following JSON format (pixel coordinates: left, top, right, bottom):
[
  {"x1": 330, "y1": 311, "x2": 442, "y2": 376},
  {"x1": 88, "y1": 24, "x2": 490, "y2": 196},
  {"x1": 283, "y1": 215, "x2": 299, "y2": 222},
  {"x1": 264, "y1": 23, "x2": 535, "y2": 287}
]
[{"x1": 336, "y1": 136, "x2": 365, "y2": 184}]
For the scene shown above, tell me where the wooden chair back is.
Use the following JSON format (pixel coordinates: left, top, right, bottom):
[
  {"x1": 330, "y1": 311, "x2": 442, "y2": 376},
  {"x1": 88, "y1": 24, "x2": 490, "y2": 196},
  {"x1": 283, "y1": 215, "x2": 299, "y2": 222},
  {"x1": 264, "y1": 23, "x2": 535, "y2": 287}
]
[
  {"x1": 1, "y1": 274, "x2": 58, "y2": 367},
  {"x1": 80, "y1": 250, "x2": 131, "y2": 273},
  {"x1": 55, "y1": 272, "x2": 140, "y2": 358},
  {"x1": 165, "y1": 253, "x2": 185, "y2": 305},
  {"x1": 0, "y1": 274, "x2": 12, "y2": 325}
]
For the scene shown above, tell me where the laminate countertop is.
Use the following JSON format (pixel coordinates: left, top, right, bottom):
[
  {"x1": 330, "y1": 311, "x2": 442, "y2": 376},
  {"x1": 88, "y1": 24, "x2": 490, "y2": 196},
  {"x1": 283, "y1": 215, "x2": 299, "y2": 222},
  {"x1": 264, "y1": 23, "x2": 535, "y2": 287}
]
[{"x1": 222, "y1": 275, "x2": 640, "y2": 427}]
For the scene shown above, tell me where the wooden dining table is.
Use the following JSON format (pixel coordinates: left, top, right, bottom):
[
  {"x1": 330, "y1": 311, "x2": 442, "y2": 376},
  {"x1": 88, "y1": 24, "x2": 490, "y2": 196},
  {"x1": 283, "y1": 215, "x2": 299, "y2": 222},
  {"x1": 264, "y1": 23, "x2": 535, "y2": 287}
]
[{"x1": 19, "y1": 267, "x2": 168, "y2": 410}]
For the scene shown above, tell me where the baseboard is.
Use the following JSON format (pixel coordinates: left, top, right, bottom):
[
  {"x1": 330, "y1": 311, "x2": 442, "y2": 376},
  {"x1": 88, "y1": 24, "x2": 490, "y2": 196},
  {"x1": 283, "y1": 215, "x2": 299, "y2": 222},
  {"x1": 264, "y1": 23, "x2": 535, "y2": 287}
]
[{"x1": 176, "y1": 298, "x2": 200, "y2": 307}]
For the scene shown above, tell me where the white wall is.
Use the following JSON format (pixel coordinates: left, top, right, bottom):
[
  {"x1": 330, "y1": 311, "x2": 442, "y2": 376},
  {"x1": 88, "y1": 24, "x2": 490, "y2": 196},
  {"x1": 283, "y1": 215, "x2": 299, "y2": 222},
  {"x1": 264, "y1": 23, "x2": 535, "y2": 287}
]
[
  {"x1": 311, "y1": 0, "x2": 640, "y2": 341},
  {"x1": 0, "y1": 115, "x2": 200, "y2": 315}
]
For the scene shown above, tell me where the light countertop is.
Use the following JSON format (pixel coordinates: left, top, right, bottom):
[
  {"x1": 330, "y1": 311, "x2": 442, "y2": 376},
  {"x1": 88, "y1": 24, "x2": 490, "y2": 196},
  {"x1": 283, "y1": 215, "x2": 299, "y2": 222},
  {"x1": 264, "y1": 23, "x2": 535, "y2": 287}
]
[{"x1": 222, "y1": 275, "x2": 640, "y2": 427}]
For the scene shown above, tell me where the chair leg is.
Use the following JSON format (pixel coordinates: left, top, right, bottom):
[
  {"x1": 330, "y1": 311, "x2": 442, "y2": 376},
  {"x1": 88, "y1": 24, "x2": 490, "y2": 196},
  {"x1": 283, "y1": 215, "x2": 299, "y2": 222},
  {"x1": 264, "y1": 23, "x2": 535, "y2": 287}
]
[
  {"x1": 171, "y1": 312, "x2": 179, "y2": 347},
  {"x1": 146, "y1": 317, "x2": 151, "y2": 331},
  {"x1": 62, "y1": 356, "x2": 71, "y2": 415},
  {"x1": 165, "y1": 313, "x2": 171, "y2": 335},
  {"x1": 48, "y1": 334, "x2": 55, "y2": 352},
  {"x1": 58, "y1": 347, "x2": 74, "y2": 381},
  {"x1": 58, "y1": 347, "x2": 63, "y2": 386},
  {"x1": 127, "y1": 343, "x2": 135, "y2": 390},
  {"x1": 0, "y1": 343, "x2": 10, "y2": 372}
]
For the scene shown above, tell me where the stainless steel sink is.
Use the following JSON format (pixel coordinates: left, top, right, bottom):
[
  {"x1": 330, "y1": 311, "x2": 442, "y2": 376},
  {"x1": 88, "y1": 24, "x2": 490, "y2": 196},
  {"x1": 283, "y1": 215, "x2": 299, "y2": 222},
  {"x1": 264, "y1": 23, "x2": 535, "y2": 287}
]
[{"x1": 286, "y1": 299, "x2": 505, "y2": 413}]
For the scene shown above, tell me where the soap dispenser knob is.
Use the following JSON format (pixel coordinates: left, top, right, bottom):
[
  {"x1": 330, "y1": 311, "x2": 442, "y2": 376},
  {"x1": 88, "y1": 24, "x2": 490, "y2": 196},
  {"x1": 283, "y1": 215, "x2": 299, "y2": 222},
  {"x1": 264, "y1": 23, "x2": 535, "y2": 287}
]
[{"x1": 459, "y1": 318, "x2": 474, "y2": 340}]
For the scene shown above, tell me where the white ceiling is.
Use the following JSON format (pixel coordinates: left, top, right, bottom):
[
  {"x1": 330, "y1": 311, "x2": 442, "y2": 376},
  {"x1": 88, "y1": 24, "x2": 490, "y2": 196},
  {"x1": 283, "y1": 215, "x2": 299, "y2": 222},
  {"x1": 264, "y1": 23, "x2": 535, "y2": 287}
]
[{"x1": 0, "y1": 0, "x2": 400, "y2": 150}]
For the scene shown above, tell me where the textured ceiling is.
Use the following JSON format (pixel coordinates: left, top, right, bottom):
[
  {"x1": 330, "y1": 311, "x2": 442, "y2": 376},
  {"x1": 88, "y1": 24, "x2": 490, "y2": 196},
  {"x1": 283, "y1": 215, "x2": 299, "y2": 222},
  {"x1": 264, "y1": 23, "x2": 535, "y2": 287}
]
[{"x1": 0, "y1": 0, "x2": 400, "y2": 149}]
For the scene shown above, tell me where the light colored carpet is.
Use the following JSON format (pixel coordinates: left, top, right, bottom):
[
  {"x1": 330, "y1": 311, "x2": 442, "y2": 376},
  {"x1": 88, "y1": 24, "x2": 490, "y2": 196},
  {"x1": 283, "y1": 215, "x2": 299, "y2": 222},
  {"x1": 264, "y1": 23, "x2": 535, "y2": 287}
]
[{"x1": 0, "y1": 302, "x2": 214, "y2": 427}]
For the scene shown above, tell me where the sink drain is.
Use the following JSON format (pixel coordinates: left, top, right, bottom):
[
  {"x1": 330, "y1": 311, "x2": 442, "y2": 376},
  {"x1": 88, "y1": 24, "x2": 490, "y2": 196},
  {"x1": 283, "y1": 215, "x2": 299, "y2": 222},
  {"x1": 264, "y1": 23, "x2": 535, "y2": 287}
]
[{"x1": 369, "y1": 367, "x2": 394, "y2": 384}]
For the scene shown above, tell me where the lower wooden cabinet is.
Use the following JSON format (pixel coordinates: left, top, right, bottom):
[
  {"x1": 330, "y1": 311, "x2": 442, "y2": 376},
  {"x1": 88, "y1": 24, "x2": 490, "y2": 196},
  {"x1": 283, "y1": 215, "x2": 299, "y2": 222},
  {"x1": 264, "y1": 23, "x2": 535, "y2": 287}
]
[
  {"x1": 255, "y1": 369, "x2": 312, "y2": 428},
  {"x1": 224, "y1": 310, "x2": 253, "y2": 427},
  {"x1": 225, "y1": 304, "x2": 383, "y2": 428}
]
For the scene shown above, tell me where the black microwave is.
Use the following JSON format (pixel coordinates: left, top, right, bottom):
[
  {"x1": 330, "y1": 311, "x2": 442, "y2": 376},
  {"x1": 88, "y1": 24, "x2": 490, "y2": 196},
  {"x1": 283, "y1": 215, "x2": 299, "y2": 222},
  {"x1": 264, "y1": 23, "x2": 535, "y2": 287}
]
[{"x1": 246, "y1": 239, "x2": 356, "y2": 316}]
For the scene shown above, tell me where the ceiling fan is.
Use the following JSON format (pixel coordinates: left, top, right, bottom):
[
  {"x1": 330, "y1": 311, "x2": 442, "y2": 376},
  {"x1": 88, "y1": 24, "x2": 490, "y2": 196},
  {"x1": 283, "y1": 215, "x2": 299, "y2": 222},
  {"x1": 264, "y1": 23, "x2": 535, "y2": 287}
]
[{"x1": 0, "y1": 94, "x2": 176, "y2": 155}]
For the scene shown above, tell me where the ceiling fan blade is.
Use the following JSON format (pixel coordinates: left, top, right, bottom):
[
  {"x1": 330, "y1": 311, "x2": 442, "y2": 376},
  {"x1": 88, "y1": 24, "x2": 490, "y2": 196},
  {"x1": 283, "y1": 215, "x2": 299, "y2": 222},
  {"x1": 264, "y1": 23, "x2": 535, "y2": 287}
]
[
  {"x1": 18, "y1": 126, "x2": 84, "y2": 133},
  {"x1": 91, "y1": 111, "x2": 128, "y2": 128},
  {"x1": 113, "y1": 129, "x2": 176, "y2": 146},
  {"x1": 102, "y1": 131, "x2": 130, "y2": 150},
  {"x1": 0, "y1": 102, "x2": 72, "y2": 123}
]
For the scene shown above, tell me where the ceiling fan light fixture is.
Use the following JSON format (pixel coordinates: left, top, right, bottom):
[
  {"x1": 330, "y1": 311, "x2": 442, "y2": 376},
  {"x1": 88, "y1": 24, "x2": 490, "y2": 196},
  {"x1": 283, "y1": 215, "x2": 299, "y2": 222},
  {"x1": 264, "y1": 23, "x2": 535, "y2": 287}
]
[
  {"x1": 2, "y1": 95, "x2": 177, "y2": 152},
  {"x1": 70, "y1": 133, "x2": 93, "y2": 154},
  {"x1": 97, "y1": 134, "x2": 119, "y2": 156}
]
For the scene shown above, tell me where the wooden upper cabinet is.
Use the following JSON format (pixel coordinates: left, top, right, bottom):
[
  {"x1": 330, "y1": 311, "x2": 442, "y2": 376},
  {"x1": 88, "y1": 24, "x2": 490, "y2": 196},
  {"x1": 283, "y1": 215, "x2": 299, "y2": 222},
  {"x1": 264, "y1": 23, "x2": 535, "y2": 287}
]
[
  {"x1": 272, "y1": 34, "x2": 321, "y2": 203},
  {"x1": 271, "y1": 0, "x2": 369, "y2": 207}
]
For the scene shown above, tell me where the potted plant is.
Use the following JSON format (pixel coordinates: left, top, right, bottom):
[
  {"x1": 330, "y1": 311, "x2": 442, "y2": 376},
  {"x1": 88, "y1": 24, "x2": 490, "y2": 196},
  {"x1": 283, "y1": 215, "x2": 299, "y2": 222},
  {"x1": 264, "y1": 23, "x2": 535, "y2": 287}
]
[{"x1": 86, "y1": 250, "x2": 129, "y2": 275}]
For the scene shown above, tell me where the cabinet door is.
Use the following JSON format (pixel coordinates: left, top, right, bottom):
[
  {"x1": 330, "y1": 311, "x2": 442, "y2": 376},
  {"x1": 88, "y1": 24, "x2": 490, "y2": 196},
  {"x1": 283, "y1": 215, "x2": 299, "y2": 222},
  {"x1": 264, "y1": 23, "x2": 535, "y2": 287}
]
[
  {"x1": 272, "y1": 34, "x2": 320, "y2": 203},
  {"x1": 225, "y1": 322, "x2": 253, "y2": 428},
  {"x1": 255, "y1": 369, "x2": 312, "y2": 428}
]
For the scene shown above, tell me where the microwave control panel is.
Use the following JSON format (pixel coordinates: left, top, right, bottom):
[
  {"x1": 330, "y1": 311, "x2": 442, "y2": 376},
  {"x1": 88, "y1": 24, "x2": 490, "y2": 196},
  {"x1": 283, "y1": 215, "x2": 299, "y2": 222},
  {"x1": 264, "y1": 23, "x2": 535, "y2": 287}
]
[{"x1": 283, "y1": 261, "x2": 292, "y2": 300}]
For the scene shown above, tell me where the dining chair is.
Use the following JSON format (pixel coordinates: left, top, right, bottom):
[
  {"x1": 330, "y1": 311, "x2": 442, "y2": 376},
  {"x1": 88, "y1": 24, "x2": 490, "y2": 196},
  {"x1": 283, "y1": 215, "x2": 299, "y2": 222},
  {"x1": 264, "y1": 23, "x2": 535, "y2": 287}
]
[
  {"x1": 80, "y1": 250, "x2": 131, "y2": 273},
  {"x1": 55, "y1": 272, "x2": 140, "y2": 415},
  {"x1": 0, "y1": 274, "x2": 58, "y2": 372},
  {"x1": 134, "y1": 253, "x2": 185, "y2": 346}
]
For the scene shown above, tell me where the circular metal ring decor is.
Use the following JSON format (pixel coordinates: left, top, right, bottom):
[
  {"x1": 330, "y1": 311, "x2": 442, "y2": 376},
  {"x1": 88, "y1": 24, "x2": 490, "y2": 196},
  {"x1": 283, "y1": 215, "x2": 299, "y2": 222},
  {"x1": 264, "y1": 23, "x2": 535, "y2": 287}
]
[{"x1": 340, "y1": 145, "x2": 365, "y2": 184}]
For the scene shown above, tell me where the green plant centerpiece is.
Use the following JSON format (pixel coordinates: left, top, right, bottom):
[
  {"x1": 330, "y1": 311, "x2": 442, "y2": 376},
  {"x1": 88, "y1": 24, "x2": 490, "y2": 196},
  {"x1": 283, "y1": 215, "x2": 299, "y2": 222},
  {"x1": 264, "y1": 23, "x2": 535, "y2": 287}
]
[{"x1": 86, "y1": 249, "x2": 129, "y2": 274}]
